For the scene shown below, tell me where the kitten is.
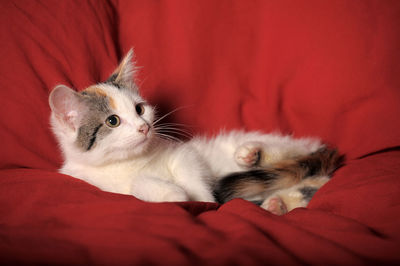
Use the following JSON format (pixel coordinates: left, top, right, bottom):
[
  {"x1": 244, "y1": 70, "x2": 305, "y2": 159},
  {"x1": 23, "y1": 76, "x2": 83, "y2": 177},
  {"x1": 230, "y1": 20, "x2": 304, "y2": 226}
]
[{"x1": 49, "y1": 49, "x2": 341, "y2": 214}]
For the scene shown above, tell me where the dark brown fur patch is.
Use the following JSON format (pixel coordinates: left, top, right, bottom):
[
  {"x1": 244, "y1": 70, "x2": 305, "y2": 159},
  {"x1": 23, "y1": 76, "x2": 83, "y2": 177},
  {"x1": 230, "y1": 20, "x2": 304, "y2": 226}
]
[{"x1": 271, "y1": 147, "x2": 344, "y2": 183}]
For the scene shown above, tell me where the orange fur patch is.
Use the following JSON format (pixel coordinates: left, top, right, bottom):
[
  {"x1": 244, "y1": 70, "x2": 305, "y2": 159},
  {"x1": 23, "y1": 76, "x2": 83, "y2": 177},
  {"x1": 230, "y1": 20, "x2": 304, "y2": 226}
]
[
  {"x1": 235, "y1": 180, "x2": 270, "y2": 198},
  {"x1": 85, "y1": 87, "x2": 117, "y2": 109}
]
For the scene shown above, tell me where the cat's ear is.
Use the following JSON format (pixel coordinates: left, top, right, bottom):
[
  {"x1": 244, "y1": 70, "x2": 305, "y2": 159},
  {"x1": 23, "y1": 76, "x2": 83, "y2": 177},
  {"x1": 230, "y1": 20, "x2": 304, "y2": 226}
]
[
  {"x1": 49, "y1": 85, "x2": 87, "y2": 131},
  {"x1": 106, "y1": 49, "x2": 137, "y2": 90}
]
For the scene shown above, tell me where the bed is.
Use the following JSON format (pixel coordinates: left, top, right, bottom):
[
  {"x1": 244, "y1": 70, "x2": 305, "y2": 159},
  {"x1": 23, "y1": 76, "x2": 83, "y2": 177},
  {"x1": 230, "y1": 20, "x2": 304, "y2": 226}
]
[{"x1": 1, "y1": 0, "x2": 400, "y2": 264}]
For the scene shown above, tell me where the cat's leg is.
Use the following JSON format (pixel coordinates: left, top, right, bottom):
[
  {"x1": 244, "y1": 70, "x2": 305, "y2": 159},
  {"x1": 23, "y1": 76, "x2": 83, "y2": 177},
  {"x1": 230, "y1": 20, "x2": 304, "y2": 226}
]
[
  {"x1": 235, "y1": 140, "x2": 324, "y2": 168},
  {"x1": 234, "y1": 141, "x2": 297, "y2": 167},
  {"x1": 233, "y1": 132, "x2": 324, "y2": 168},
  {"x1": 235, "y1": 141, "x2": 298, "y2": 168},
  {"x1": 131, "y1": 175, "x2": 189, "y2": 202},
  {"x1": 234, "y1": 141, "x2": 262, "y2": 168},
  {"x1": 260, "y1": 176, "x2": 330, "y2": 215},
  {"x1": 261, "y1": 194, "x2": 289, "y2": 215},
  {"x1": 261, "y1": 188, "x2": 307, "y2": 215},
  {"x1": 168, "y1": 145, "x2": 215, "y2": 202}
]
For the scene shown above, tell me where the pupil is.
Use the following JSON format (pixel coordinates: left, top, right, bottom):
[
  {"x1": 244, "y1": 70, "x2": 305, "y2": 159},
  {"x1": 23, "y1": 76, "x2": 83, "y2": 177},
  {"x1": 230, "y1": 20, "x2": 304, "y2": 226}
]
[
  {"x1": 109, "y1": 116, "x2": 117, "y2": 125},
  {"x1": 105, "y1": 114, "x2": 120, "y2": 128},
  {"x1": 136, "y1": 104, "x2": 143, "y2": 115}
]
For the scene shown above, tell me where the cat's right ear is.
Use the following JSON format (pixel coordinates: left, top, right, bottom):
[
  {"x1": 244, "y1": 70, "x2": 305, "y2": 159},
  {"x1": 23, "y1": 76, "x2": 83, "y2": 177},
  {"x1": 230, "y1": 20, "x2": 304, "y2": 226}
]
[
  {"x1": 49, "y1": 85, "x2": 86, "y2": 131},
  {"x1": 106, "y1": 49, "x2": 137, "y2": 90}
]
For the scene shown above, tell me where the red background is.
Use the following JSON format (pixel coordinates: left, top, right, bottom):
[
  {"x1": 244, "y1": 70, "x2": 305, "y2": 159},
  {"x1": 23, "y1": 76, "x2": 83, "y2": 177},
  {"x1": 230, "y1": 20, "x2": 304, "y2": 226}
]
[{"x1": 0, "y1": 0, "x2": 400, "y2": 264}]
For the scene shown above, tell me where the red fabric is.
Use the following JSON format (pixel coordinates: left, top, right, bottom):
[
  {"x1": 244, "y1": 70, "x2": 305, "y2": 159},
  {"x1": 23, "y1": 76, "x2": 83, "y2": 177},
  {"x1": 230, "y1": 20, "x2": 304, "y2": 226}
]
[{"x1": 1, "y1": 0, "x2": 400, "y2": 264}]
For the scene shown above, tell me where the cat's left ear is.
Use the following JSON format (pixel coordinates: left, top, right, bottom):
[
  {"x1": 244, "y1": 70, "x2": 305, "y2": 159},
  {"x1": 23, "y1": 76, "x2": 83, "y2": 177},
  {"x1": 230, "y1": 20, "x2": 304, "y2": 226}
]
[
  {"x1": 49, "y1": 85, "x2": 87, "y2": 131},
  {"x1": 106, "y1": 49, "x2": 137, "y2": 90}
]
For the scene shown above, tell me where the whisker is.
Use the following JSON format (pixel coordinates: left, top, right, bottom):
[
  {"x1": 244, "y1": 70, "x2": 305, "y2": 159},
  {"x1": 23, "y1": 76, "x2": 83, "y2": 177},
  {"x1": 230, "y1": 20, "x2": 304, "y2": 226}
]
[
  {"x1": 154, "y1": 126, "x2": 193, "y2": 135},
  {"x1": 154, "y1": 132, "x2": 183, "y2": 143},
  {"x1": 137, "y1": 76, "x2": 148, "y2": 88},
  {"x1": 152, "y1": 106, "x2": 192, "y2": 125},
  {"x1": 151, "y1": 106, "x2": 195, "y2": 143},
  {"x1": 154, "y1": 124, "x2": 192, "y2": 134},
  {"x1": 155, "y1": 123, "x2": 195, "y2": 129},
  {"x1": 153, "y1": 108, "x2": 182, "y2": 125},
  {"x1": 155, "y1": 129, "x2": 192, "y2": 139}
]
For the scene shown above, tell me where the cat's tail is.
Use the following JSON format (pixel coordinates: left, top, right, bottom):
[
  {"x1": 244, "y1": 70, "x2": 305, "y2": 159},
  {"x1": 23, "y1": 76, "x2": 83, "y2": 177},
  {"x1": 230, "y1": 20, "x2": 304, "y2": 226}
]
[{"x1": 213, "y1": 147, "x2": 344, "y2": 204}]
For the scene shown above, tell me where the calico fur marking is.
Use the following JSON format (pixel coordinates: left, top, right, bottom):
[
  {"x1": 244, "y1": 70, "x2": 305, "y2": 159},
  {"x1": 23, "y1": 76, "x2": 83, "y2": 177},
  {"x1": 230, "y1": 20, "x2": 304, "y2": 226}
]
[
  {"x1": 106, "y1": 73, "x2": 121, "y2": 89},
  {"x1": 298, "y1": 147, "x2": 342, "y2": 178},
  {"x1": 213, "y1": 170, "x2": 277, "y2": 204},
  {"x1": 86, "y1": 124, "x2": 103, "y2": 151},
  {"x1": 75, "y1": 90, "x2": 115, "y2": 151},
  {"x1": 77, "y1": 121, "x2": 110, "y2": 151},
  {"x1": 214, "y1": 147, "x2": 343, "y2": 204},
  {"x1": 299, "y1": 186, "x2": 318, "y2": 202},
  {"x1": 84, "y1": 86, "x2": 117, "y2": 109}
]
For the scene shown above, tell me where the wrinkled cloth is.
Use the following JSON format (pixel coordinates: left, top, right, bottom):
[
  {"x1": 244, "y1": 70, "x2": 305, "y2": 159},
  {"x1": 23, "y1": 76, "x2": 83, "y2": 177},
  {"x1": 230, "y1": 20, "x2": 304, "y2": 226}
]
[{"x1": 0, "y1": 0, "x2": 400, "y2": 264}]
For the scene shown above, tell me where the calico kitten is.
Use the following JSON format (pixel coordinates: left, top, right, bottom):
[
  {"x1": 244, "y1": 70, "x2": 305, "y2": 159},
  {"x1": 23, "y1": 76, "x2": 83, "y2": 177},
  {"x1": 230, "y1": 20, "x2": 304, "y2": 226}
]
[{"x1": 49, "y1": 49, "x2": 341, "y2": 215}]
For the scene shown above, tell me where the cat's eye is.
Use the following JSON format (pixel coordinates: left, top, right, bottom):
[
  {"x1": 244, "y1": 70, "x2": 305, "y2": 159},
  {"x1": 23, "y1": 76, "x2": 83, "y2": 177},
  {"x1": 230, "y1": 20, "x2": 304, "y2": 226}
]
[
  {"x1": 135, "y1": 103, "x2": 145, "y2": 116},
  {"x1": 105, "y1": 115, "x2": 120, "y2": 128}
]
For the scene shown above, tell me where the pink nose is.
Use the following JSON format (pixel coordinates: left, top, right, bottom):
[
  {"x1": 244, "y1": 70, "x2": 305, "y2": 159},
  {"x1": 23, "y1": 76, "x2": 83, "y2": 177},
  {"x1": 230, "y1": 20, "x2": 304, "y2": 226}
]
[{"x1": 138, "y1": 124, "x2": 149, "y2": 136}]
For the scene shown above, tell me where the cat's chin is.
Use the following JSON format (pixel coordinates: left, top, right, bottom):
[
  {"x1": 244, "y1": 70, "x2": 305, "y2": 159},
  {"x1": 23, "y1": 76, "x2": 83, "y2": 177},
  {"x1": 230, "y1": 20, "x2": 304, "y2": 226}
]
[
  {"x1": 128, "y1": 139, "x2": 151, "y2": 156},
  {"x1": 133, "y1": 137, "x2": 150, "y2": 150},
  {"x1": 123, "y1": 134, "x2": 157, "y2": 158}
]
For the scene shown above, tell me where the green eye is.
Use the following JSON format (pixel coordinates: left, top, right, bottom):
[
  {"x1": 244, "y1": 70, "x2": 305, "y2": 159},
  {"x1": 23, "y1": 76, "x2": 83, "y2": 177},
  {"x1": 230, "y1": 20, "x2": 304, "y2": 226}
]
[{"x1": 105, "y1": 115, "x2": 120, "y2": 128}]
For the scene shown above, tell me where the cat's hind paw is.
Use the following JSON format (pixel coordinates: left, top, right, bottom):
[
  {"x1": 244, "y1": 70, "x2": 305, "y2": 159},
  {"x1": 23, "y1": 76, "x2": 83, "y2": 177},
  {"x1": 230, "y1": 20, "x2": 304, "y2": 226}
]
[
  {"x1": 261, "y1": 196, "x2": 288, "y2": 215},
  {"x1": 234, "y1": 142, "x2": 262, "y2": 168}
]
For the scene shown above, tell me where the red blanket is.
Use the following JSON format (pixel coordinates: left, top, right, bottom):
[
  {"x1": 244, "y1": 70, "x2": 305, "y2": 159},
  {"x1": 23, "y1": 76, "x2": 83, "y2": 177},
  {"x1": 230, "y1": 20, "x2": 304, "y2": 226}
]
[{"x1": 1, "y1": 0, "x2": 400, "y2": 264}]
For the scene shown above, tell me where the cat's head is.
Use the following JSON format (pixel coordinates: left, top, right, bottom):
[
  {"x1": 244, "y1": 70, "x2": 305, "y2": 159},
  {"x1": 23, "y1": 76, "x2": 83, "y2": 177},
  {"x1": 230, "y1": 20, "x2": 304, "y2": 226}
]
[{"x1": 49, "y1": 49, "x2": 156, "y2": 166}]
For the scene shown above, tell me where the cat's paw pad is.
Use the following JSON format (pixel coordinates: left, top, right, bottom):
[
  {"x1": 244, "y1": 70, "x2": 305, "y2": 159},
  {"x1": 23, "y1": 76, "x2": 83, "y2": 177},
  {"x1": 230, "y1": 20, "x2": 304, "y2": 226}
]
[
  {"x1": 261, "y1": 196, "x2": 288, "y2": 215},
  {"x1": 235, "y1": 142, "x2": 262, "y2": 168}
]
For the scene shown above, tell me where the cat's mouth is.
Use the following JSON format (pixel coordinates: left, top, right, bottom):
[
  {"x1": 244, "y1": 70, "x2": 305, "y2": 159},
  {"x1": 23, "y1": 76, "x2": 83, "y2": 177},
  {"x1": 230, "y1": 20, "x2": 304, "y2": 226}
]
[
  {"x1": 132, "y1": 132, "x2": 152, "y2": 150},
  {"x1": 135, "y1": 137, "x2": 148, "y2": 148}
]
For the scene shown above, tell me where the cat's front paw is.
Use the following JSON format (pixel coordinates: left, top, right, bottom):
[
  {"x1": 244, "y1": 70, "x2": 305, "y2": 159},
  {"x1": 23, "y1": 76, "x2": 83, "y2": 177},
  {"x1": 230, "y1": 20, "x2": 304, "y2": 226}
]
[
  {"x1": 261, "y1": 196, "x2": 288, "y2": 215},
  {"x1": 234, "y1": 142, "x2": 262, "y2": 168}
]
